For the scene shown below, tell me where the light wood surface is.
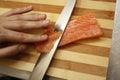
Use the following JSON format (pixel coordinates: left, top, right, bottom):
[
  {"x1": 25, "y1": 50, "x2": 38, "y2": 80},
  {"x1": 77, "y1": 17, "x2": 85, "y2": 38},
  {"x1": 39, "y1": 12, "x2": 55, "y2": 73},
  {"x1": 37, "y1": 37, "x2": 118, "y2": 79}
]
[{"x1": 0, "y1": 0, "x2": 116, "y2": 80}]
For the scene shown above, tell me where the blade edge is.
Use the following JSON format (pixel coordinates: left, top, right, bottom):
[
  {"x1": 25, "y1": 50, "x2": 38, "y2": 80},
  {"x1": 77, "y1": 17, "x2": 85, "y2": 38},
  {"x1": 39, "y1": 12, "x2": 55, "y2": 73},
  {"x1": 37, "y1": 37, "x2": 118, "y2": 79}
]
[
  {"x1": 28, "y1": 0, "x2": 76, "y2": 80},
  {"x1": 107, "y1": 0, "x2": 120, "y2": 80}
]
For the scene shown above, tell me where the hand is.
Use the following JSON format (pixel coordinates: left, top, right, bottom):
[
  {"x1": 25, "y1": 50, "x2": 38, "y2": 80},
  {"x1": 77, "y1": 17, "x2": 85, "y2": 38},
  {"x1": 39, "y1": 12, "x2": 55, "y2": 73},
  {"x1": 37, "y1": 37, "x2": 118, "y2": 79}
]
[{"x1": 0, "y1": 6, "x2": 50, "y2": 57}]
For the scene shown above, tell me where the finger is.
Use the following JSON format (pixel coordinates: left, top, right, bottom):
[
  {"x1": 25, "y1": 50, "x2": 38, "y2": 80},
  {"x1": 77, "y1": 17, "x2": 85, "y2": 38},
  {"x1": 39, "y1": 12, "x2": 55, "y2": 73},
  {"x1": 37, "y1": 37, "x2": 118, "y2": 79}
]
[
  {"x1": 2, "y1": 29, "x2": 48, "y2": 43},
  {"x1": 2, "y1": 6, "x2": 33, "y2": 16},
  {"x1": 7, "y1": 14, "x2": 47, "y2": 21},
  {"x1": 0, "y1": 44, "x2": 26, "y2": 58},
  {"x1": 3, "y1": 20, "x2": 50, "y2": 30},
  {"x1": 7, "y1": 14, "x2": 46, "y2": 21}
]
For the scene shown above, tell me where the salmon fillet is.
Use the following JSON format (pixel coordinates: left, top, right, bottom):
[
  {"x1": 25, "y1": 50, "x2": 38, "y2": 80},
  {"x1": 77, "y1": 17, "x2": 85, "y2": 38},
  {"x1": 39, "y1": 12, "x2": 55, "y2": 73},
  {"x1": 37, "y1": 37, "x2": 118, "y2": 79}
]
[
  {"x1": 59, "y1": 13, "x2": 103, "y2": 46},
  {"x1": 36, "y1": 13, "x2": 103, "y2": 52},
  {"x1": 36, "y1": 29, "x2": 61, "y2": 53}
]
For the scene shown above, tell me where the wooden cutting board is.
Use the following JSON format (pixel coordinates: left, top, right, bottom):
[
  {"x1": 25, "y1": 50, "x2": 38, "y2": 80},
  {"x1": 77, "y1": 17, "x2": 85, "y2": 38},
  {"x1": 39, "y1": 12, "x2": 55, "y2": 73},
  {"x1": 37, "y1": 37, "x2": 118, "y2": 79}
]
[{"x1": 0, "y1": 0, "x2": 116, "y2": 80}]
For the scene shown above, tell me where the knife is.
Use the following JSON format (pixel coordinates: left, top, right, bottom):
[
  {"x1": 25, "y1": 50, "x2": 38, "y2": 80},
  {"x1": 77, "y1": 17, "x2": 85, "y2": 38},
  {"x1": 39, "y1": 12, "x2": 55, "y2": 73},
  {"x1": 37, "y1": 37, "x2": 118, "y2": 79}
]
[
  {"x1": 28, "y1": 0, "x2": 76, "y2": 80},
  {"x1": 106, "y1": 0, "x2": 120, "y2": 80}
]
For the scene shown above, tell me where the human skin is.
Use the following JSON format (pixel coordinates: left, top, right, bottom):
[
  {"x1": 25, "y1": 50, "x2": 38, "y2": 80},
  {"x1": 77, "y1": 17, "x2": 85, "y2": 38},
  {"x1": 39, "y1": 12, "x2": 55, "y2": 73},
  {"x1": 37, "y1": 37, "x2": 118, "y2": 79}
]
[{"x1": 0, "y1": 6, "x2": 50, "y2": 57}]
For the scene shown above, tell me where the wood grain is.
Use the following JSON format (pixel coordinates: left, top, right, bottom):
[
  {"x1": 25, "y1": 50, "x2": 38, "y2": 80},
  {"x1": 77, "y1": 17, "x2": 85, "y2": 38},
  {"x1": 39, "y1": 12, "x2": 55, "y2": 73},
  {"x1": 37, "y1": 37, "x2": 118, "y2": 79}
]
[
  {"x1": 47, "y1": 67, "x2": 105, "y2": 80},
  {"x1": 92, "y1": 0, "x2": 116, "y2": 2},
  {"x1": 0, "y1": 1, "x2": 115, "y2": 19},
  {"x1": 59, "y1": 44, "x2": 110, "y2": 57},
  {"x1": 0, "y1": 0, "x2": 116, "y2": 80},
  {"x1": 54, "y1": 50, "x2": 108, "y2": 67},
  {"x1": 50, "y1": 59, "x2": 107, "y2": 77},
  {"x1": 4, "y1": 0, "x2": 116, "y2": 11}
]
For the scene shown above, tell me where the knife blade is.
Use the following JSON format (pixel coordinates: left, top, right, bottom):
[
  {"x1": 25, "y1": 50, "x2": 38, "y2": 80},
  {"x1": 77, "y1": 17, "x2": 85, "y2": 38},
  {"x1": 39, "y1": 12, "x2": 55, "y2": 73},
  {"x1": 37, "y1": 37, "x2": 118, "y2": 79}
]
[
  {"x1": 28, "y1": 0, "x2": 76, "y2": 80},
  {"x1": 106, "y1": 0, "x2": 120, "y2": 80}
]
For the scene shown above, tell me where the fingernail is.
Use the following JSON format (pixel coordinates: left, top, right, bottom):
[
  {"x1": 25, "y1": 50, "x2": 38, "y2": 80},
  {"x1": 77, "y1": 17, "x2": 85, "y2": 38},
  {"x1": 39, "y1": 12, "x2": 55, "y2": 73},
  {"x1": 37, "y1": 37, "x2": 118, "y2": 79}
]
[
  {"x1": 43, "y1": 20, "x2": 50, "y2": 26},
  {"x1": 40, "y1": 35, "x2": 48, "y2": 41},
  {"x1": 19, "y1": 44, "x2": 27, "y2": 51}
]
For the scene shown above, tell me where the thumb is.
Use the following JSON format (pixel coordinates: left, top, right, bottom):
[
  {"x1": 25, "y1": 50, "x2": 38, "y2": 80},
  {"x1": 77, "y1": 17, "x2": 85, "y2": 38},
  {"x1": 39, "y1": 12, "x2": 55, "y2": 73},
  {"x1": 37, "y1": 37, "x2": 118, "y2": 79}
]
[{"x1": 0, "y1": 44, "x2": 27, "y2": 58}]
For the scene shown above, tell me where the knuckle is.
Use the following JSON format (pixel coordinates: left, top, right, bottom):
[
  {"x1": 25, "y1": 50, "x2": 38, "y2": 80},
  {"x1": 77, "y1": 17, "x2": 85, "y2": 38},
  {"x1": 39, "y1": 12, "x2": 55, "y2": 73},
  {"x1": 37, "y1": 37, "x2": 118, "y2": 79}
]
[
  {"x1": 34, "y1": 14, "x2": 40, "y2": 20},
  {"x1": 17, "y1": 21, "x2": 25, "y2": 29},
  {"x1": 30, "y1": 14, "x2": 39, "y2": 20},
  {"x1": 13, "y1": 46, "x2": 19, "y2": 54},
  {"x1": 16, "y1": 45, "x2": 26, "y2": 53},
  {"x1": 10, "y1": 9, "x2": 19, "y2": 14},
  {"x1": 14, "y1": 8, "x2": 21, "y2": 12},
  {"x1": 0, "y1": 28, "x2": 7, "y2": 42},
  {"x1": 16, "y1": 15, "x2": 21, "y2": 20},
  {"x1": 19, "y1": 33, "x2": 26, "y2": 42},
  {"x1": 34, "y1": 22, "x2": 40, "y2": 28},
  {"x1": 16, "y1": 45, "x2": 21, "y2": 52},
  {"x1": 18, "y1": 33, "x2": 27, "y2": 42}
]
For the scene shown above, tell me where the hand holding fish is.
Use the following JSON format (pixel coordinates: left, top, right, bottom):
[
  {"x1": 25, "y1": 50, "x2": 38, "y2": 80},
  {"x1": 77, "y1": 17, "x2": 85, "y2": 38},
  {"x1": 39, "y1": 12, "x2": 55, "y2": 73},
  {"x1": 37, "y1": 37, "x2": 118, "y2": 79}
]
[{"x1": 0, "y1": 6, "x2": 50, "y2": 58}]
